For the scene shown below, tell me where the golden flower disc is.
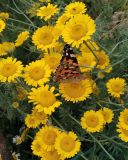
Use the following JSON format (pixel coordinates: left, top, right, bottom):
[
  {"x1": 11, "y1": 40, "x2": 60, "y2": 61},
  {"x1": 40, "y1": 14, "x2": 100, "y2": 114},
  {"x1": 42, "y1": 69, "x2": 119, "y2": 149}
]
[{"x1": 59, "y1": 79, "x2": 92, "y2": 103}]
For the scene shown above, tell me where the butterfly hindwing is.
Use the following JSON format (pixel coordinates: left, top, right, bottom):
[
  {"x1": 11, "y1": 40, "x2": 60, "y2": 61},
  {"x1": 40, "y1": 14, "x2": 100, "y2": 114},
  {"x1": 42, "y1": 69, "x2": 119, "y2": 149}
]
[{"x1": 53, "y1": 44, "x2": 84, "y2": 82}]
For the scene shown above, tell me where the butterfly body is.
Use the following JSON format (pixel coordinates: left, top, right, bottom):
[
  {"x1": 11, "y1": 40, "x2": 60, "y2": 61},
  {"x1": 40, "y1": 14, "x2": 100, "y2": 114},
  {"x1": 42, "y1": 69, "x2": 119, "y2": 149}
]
[{"x1": 53, "y1": 44, "x2": 85, "y2": 82}]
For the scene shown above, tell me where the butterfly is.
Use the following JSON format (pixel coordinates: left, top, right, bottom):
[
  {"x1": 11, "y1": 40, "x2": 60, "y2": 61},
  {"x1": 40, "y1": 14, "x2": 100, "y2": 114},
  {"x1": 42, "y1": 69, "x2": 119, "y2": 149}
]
[{"x1": 53, "y1": 44, "x2": 86, "y2": 82}]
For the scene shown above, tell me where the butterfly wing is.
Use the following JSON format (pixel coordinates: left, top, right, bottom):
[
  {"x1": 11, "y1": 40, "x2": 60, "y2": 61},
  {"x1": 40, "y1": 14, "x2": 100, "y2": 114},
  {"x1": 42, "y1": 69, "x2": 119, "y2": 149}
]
[{"x1": 53, "y1": 44, "x2": 85, "y2": 82}]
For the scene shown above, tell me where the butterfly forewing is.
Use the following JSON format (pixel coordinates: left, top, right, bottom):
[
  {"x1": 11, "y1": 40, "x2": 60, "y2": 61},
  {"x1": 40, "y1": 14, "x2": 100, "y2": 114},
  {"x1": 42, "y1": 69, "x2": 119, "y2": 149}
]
[{"x1": 53, "y1": 44, "x2": 85, "y2": 82}]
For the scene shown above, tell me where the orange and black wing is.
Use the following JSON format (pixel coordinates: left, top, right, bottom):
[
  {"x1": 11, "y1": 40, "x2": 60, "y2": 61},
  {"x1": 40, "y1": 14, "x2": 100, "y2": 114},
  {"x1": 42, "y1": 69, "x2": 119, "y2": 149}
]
[{"x1": 53, "y1": 44, "x2": 82, "y2": 82}]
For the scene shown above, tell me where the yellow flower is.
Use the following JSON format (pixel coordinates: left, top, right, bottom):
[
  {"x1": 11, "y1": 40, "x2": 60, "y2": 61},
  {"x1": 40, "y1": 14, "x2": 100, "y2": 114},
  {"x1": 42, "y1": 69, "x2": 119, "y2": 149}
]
[
  {"x1": 37, "y1": 3, "x2": 58, "y2": 21},
  {"x1": 80, "y1": 41, "x2": 99, "y2": 53},
  {"x1": 106, "y1": 77, "x2": 126, "y2": 98},
  {"x1": 78, "y1": 52, "x2": 96, "y2": 72},
  {"x1": 28, "y1": 85, "x2": 61, "y2": 115},
  {"x1": 25, "y1": 114, "x2": 40, "y2": 128},
  {"x1": 59, "y1": 79, "x2": 92, "y2": 103},
  {"x1": 81, "y1": 110, "x2": 105, "y2": 133},
  {"x1": 41, "y1": 149, "x2": 62, "y2": 160},
  {"x1": 96, "y1": 50, "x2": 110, "y2": 70},
  {"x1": 62, "y1": 14, "x2": 96, "y2": 48},
  {"x1": 117, "y1": 124, "x2": 128, "y2": 142},
  {"x1": 32, "y1": 26, "x2": 59, "y2": 51},
  {"x1": 23, "y1": 60, "x2": 51, "y2": 87},
  {"x1": 0, "y1": 12, "x2": 9, "y2": 20},
  {"x1": 52, "y1": 42, "x2": 63, "y2": 53},
  {"x1": 0, "y1": 19, "x2": 6, "y2": 32},
  {"x1": 43, "y1": 52, "x2": 61, "y2": 72},
  {"x1": 56, "y1": 13, "x2": 70, "y2": 28},
  {"x1": 118, "y1": 109, "x2": 128, "y2": 130},
  {"x1": 0, "y1": 57, "x2": 23, "y2": 83},
  {"x1": 39, "y1": 0, "x2": 51, "y2": 2},
  {"x1": 15, "y1": 31, "x2": 29, "y2": 47},
  {"x1": 55, "y1": 131, "x2": 81, "y2": 159},
  {"x1": 31, "y1": 138, "x2": 44, "y2": 157},
  {"x1": 36, "y1": 126, "x2": 60, "y2": 151},
  {"x1": 65, "y1": 2, "x2": 87, "y2": 17},
  {"x1": 100, "y1": 107, "x2": 114, "y2": 124},
  {"x1": 32, "y1": 108, "x2": 48, "y2": 125},
  {"x1": 0, "y1": 42, "x2": 15, "y2": 56}
]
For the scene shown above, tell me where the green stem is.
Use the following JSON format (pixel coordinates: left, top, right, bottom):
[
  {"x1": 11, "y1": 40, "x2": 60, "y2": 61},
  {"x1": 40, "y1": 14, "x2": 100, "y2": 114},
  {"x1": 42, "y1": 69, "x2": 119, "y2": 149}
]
[{"x1": 84, "y1": 41, "x2": 99, "y2": 66}]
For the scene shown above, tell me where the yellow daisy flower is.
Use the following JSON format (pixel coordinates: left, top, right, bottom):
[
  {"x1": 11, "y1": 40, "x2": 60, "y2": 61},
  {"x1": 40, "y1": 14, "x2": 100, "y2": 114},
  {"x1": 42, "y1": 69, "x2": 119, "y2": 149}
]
[
  {"x1": 25, "y1": 114, "x2": 41, "y2": 128},
  {"x1": 81, "y1": 110, "x2": 105, "y2": 133},
  {"x1": 28, "y1": 85, "x2": 61, "y2": 115},
  {"x1": 43, "y1": 52, "x2": 61, "y2": 72},
  {"x1": 31, "y1": 138, "x2": 44, "y2": 157},
  {"x1": 41, "y1": 149, "x2": 62, "y2": 160},
  {"x1": 117, "y1": 124, "x2": 128, "y2": 142},
  {"x1": 15, "y1": 31, "x2": 29, "y2": 47},
  {"x1": 56, "y1": 13, "x2": 70, "y2": 28},
  {"x1": 78, "y1": 52, "x2": 96, "y2": 72},
  {"x1": 100, "y1": 107, "x2": 114, "y2": 124},
  {"x1": 0, "y1": 19, "x2": 6, "y2": 32},
  {"x1": 106, "y1": 77, "x2": 126, "y2": 98},
  {"x1": 32, "y1": 26, "x2": 59, "y2": 51},
  {"x1": 32, "y1": 108, "x2": 48, "y2": 125},
  {"x1": 118, "y1": 109, "x2": 128, "y2": 130},
  {"x1": 23, "y1": 60, "x2": 51, "y2": 87},
  {"x1": 117, "y1": 127, "x2": 128, "y2": 142},
  {"x1": 0, "y1": 42, "x2": 15, "y2": 56},
  {"x1": 0, "y1": 57, "x2": 23, "y2": 83},
  {"x1": 36, "y1": 126, "x2": 60, "y2": 151},
  {"x1": 39, "y1": 0, "x2": 51, "y2": 2},
  {"x1": 65, "y1": 2, "x2": 87, "y2": 17},
  {"x1": 80, "y1": 41, "x2": 99, "y2": 53},
  {"x1": 37, "y1": 3, "x2": 58, "y2": 21},
  {"x1": 55, "y1": 131, "x2": 81, "y2": 159},
  {"x1": 62, "y1": 14, "x2": 96, "y2": 48},
  {"x1": 0, "y1": 12, "x2": 9, "y2": 21},
  {"x1": 96, "y1": 50, "x2": 110, "y2": 70},
  {"x1": 59, "y1": 79, "x2": 92, "y2": 103}
]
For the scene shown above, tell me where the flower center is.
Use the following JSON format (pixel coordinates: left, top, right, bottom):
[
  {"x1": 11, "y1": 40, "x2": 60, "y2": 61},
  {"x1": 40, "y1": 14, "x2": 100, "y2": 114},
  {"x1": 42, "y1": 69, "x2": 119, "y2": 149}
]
[
  {"x1": 98, "y1": 55, "x2": 106, "y2": 66},
  {"x1": 60, "y1": 136, "x2": 75, "y2": 152},
  {"x1": 43, "y1": 131, "x2": 57, "y2": 145},
  {"x1": 45, "y1": 150, "x2": 60, "y2": 160},
  {"x1": 1, "y1": 63, "x2": 17, "y2": 77},
  {"x1": 111, "y1": 83, "x2": 123, "y2": 92},
  {"x1": 29, "y1": 66, "x2": 45, "y2": 81},
  {"x1": 40, "y1": 32, "x2": 54, "y2": 45},
  {"x1": 86, "y1": 115, "x2": 99, "y2": 127},
  {"x1": 71, "y1": 24, "x2": 86, "y2": 40},
  {"x1": 37, "y1": 90, "x2": 56, "y2": 107},
  {"x1": 70, "y1": 7, "x2": 80, "y2": 14},
  {"x1": 49, "y1": 56, "x2": 60, "y2": 70},
  {"x1": 63, "y1": 83, "x2": 85, "y2": 98},
  {"x1": 102, "y1": 111, "x2": 109, "y2": 121}
]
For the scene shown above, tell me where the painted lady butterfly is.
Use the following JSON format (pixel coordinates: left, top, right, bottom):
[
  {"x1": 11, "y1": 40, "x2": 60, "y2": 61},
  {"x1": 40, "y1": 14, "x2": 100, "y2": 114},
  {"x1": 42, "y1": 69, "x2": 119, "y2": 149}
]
[{"x1": 53, "y1": 44, "x2": 86, "y2": 82}]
